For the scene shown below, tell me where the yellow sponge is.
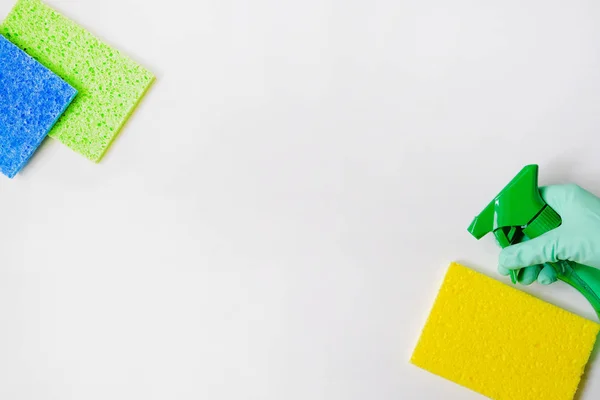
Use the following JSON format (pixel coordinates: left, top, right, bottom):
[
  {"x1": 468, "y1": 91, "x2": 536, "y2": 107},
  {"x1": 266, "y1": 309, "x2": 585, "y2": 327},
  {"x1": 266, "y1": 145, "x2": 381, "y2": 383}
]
[{"x1": 411, "y1": 262, "x2": 600, "y2": 400}]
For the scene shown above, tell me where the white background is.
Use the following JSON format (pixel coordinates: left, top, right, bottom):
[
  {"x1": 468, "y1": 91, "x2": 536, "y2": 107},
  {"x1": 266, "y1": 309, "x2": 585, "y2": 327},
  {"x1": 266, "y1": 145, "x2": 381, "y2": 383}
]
[{"x1": 2, "y1": 0, "x2": 600, "y2": 398}]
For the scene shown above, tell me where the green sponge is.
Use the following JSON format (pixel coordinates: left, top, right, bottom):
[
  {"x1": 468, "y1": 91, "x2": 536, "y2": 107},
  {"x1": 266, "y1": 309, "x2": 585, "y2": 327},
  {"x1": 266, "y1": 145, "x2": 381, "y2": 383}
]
[{"x1": 0, "y1": 0, "x2": 154, "y2": 162}]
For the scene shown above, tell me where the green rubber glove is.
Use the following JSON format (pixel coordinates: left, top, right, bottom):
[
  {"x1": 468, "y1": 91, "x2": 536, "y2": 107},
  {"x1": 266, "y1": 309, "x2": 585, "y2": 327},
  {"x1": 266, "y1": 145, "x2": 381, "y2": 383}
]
[{"x1": 498, "y1": 184, "x2": 600, "y2": 285}]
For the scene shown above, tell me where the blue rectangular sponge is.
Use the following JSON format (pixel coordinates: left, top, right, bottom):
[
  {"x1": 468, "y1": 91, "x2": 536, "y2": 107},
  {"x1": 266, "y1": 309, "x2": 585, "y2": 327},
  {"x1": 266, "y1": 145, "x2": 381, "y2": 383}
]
[{"x1": 0, "y1": 34, "x2": 77, "y2": 178}]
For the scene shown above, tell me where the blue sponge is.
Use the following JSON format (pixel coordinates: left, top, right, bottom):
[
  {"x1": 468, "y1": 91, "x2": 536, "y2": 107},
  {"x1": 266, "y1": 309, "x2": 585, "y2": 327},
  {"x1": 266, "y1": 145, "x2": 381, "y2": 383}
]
[{"x1": 0, "y1": 34, "x2": 77, "y2": 178}]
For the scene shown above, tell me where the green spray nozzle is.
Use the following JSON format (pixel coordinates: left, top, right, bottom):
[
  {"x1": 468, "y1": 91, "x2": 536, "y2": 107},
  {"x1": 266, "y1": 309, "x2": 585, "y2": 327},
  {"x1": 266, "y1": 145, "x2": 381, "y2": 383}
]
[
  {"x1": 468, "y1": 165, "x2": 549, "y2": 240},
  {"x1": 468, "y1": 164, "x2": 600, "y2": 320},
  {"x1": 468, "y1": 164, "x2": 561, "y2": 283}
]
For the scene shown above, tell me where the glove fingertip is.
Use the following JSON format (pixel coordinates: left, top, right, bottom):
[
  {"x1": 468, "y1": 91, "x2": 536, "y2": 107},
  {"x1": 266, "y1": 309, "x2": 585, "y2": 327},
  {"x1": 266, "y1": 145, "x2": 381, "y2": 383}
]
[
  {"x1": 498, "y1": 265, "x2": 510, "y2": 276},
  {"x1": 538, "y1": 265, "x2": 558, "y2": 285},
  {"x1": 538, "y1": 276, "x2": 555, "y2": 285},
  {"x1": 499, "y1": 248, "x2": 519, "y2": 269},
  {"x1": 518, "y1": 265, "x2": 542, "y2": 286}
]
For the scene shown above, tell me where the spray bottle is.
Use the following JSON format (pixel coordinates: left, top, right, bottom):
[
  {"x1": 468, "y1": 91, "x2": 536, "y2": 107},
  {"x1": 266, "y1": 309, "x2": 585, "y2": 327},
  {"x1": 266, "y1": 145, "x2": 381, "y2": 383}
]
[{"x1": 468, "y1": 164, "x2": 600, "y2": 319}]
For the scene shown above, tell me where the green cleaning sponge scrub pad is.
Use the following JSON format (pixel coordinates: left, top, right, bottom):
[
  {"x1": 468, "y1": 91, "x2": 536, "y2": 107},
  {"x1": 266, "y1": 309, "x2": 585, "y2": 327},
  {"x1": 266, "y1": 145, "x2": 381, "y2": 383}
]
[
  {"x1": 411, "y1": 262, "x2": 600, "y2": 400},
  {"x1": 1, "y1": 0, "x2": 154, "y2": 162}
]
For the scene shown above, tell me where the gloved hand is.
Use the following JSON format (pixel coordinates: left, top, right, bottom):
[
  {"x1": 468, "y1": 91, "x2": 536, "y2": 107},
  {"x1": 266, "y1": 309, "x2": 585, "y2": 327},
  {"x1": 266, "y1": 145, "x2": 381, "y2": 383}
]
[{"x1": 498, "y1": 183, "x2": 600, "y2": 285}]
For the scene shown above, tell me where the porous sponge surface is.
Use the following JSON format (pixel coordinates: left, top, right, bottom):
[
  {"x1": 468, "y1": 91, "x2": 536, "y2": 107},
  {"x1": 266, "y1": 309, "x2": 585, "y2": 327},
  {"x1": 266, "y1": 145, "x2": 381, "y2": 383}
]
[
  {"x1": 411, "y1": 262, "x2": 600, "y2": 400},
  {"x1": 0, "y1": 34, "x2": 76, "y2": 178},
  {"x1": 0, "y1": 0, "x2": 154, "y2": 162}
]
